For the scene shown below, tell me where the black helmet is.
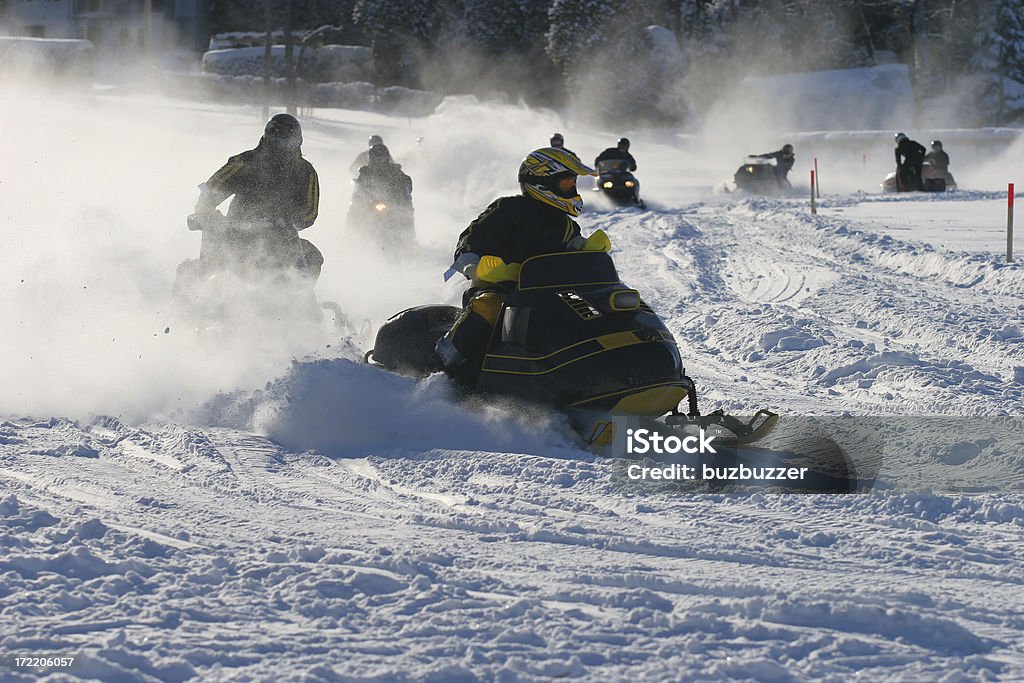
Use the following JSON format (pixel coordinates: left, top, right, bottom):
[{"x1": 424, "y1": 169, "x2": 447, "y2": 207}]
[
  {"x1": 931, "y1": 140, "x2": 943, "y2": 150},
  {"x1": 550, "y1": 132, "x2": 564, "y2": 147},
  {"x1": 895, "y1": 132, "x2": 908, "y2": 143},
  {"x1": 782, "y1": 143, "x2": 794, "y2": 155},
  {"x1": 617, "y1": 137, "x2": 630, "y2": 149},
  {"x1": 264, "y1": 113, "x2": 302, "y2": 150},
  {"x1": 368, "y1": 143, "x2": 391, "y2": 165},
  {"x1": 368, "y1": 134, "x2": 384, "y2": 147}
]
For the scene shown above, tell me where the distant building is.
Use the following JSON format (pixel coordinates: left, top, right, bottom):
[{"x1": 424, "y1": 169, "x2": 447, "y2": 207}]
[{"x1": 2, "y1": 0, "x2": 209, "y2": 52}]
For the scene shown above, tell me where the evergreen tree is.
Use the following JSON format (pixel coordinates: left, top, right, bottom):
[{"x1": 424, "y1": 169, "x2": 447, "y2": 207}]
[
  {"x1": 428, "y1": 0, "x2": 562, "y2": 103},
  {"x1": 352, "y1": 0, "x2": 439, "y2": 86},
  {"x1": 968, "y1": 0, "x2": 1024, "y2": 124},
  {"x1": 548, "y1": 0, "x2": 684, "y2": 124},
  {"x1": 210, "y1": 0, "x2": 359, "y2": 37}
]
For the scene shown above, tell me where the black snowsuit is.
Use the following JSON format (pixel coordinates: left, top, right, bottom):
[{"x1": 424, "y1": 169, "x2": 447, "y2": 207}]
[
  {"x1": 353, "y1": 161, "x2": 413, "y2": 207},
  {"x1": 198, "y1": 142, "x2": 323, "y2": 278},
  {"x1": 202, "y1": 143, "x2": 320, "y2": 229},
  {"x1": 349, "y1": 150, "x2": 371, "y2": 177},
  {"x1": 755, "y1": 149, "x2": 795, "y2": 185},
  {"x1": 439, "y1": 194, "x2": 583, "y2": 383},
  {"x1": 924, "y1": 149, "x2": 950, "y2": 177},
  {"x1": 594, "y1": 148, "x2": 637, "y2": 172},
  {"x1": 895, "y1": 138, "x2": 927, "y2": 192},
  {"x1": 454, "y1": 195, "x2": 581, "y2": 268},
  {"x1": 348, "y1": 160, "x2": 416, "y2": 245}
]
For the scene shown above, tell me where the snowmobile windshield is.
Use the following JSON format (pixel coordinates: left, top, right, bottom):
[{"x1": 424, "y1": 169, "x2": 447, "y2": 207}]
[{"x1": 597, "y1": 159, "x2": 630, "y2": 174}]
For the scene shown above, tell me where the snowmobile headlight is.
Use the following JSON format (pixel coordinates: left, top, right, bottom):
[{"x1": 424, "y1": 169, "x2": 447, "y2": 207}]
[
  {"x1": 624, "y1": 180, "x2": 636, "y2": 188},
  {"x1": 609, "y1": 289, "x2": 641, "y2": 311},
  {"x1": 602, "y1": 181, "x2": 614, "y2": 189},
  {"x1": 374, "y1": 201, "x2": 388, "y2": 212}
]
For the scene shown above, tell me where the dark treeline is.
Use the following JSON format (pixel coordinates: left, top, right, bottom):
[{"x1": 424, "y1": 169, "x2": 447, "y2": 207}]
[{"x1": 210, "y1": 0, "x2": 1024, "y2": 126}]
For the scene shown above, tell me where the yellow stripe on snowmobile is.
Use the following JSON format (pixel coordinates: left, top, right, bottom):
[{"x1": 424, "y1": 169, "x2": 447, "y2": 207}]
[
  {"x1": 607, "y1": 385, "x2": 688, "y2": 416},
  {"x1": 482, "y1": 348, "x2": 622, "y2": 376},
  {"x1": 487, "y1": 330, "x2": 644, "y2": 361},
  {"x1": 568, "y1": 381, "x2": 689, "y2": 409},
  {"x1": 596, "y1": 331, "x2": 642, "y2": 350},
  {"x1": 482, "y1": 340, "x2": 663, "y2": 376},
  {"x1": 519, "y1": 279, "x2": 620, "y2": 291}
]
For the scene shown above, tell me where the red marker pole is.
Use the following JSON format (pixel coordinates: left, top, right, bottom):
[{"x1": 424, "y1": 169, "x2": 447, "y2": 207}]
[
  {"x1": 1009, "y1": 183, "x2": 1015, "y2": 263},
  {"x1": 814, "y1": 157, "x2": 820, "y2": 198},
  {"x1": 811, "y1": 170, "x2": 817, "y2": 214}
]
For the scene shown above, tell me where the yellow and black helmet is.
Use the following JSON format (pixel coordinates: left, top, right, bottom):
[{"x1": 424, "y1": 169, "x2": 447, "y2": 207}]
[{"x1": 518, "y1": 147, "x2": 596, "y2": 216}]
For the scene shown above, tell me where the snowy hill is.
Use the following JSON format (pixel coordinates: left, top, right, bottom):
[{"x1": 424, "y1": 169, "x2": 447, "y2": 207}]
[{"x1": 1, "y1": 88, "x2": 1023, "y2": 680}]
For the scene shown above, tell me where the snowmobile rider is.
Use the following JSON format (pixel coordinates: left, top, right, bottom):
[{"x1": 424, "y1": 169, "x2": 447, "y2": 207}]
[
  {"x1": 753, "y1": 143, "x2": 795, "y2": 187},
  {"x1": 350, "y1": 134, "x2": 385, "y2": 177},
  {"x1": 894, "y1": 132, "x2": 926, "y2": 192},
  {"x1": 924, "y1": 140, "x2": 950, "y2": 180},
  {"x1": 435, "y1": 147, "x2": 601, "y2": 384},
  {"x1": 595, "y1": 137, "x2": 637, "y2": 172},
  {"x1": 550, "y1": 132, "x2": 576, "y2": 156},
  {"x1": 353, "y1": 143, "x2": 413, "y2": 208},
  {"x1": 193, "y1": 113, "x2": 323, "y2": 280}
]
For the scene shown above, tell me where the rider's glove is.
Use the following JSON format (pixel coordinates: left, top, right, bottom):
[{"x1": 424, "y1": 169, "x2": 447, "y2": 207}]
[{"x1": 444, "y1": 252, "x2": 480, "y2": 282}]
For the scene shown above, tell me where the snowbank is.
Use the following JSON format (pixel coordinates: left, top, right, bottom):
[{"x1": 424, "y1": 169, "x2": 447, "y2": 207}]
[
  {"x1": 161, "y1": 72, "x2": 442, "y2": 116},
  {"x1": 201, "y1": 44, "x2": 374, "y2": 83},
  {"x1": 0, "y1": 37, "x2": 93, "y2": 80}
]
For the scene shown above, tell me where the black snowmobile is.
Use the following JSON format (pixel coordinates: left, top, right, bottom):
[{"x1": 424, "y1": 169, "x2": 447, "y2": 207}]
[
  {"x1": 882, "y1": 165, "x2": 956, "y2": 192},
  {"x1": 732, "y1": 157, "x2": 789, "y2": 195},
  {"x1": 594, "y1": 159, "x2": 645, "y2": 208},
  {"x1": 347, "y1": 196, "x2": 416, "y2": 245},
  {"x1": 367, "y1": 249, "x2": 870, "y2": 491},
  {"x1": 172, "y1": 211, "x2": 342, "y2": 333},
  {"x1": 346, "y1": 173, "x2": 416, "y2": 251}
]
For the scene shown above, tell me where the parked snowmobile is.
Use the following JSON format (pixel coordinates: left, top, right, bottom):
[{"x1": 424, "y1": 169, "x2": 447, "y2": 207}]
[
  {"x1": 881, "y1": 169, "x2": 954, "y2": 193},
  {"x1": 172, "y1": 211, "x2": 334, "y2": 333},
  {"x1": 594, "y1": 159, "x2": 645, "y2": 208},
  {"x1": 732, "y1": 157, "x2": 789, "y2": 195},
  {"x1": 922, "y1": 160, "x2": 957, "y2": 191},
  {"x1": 367, "y1": 248, "x2": 869, "y2": 491}
]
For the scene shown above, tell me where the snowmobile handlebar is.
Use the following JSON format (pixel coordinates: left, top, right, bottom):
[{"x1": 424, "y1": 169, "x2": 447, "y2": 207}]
[{"x1": 187, "y1": 212, "x2": 289, "y2": 236}]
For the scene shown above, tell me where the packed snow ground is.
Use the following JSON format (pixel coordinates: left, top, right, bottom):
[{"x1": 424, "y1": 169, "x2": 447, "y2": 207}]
[{"x1": 1, "y1": 87, "x2": 1023, "y2": 681}]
